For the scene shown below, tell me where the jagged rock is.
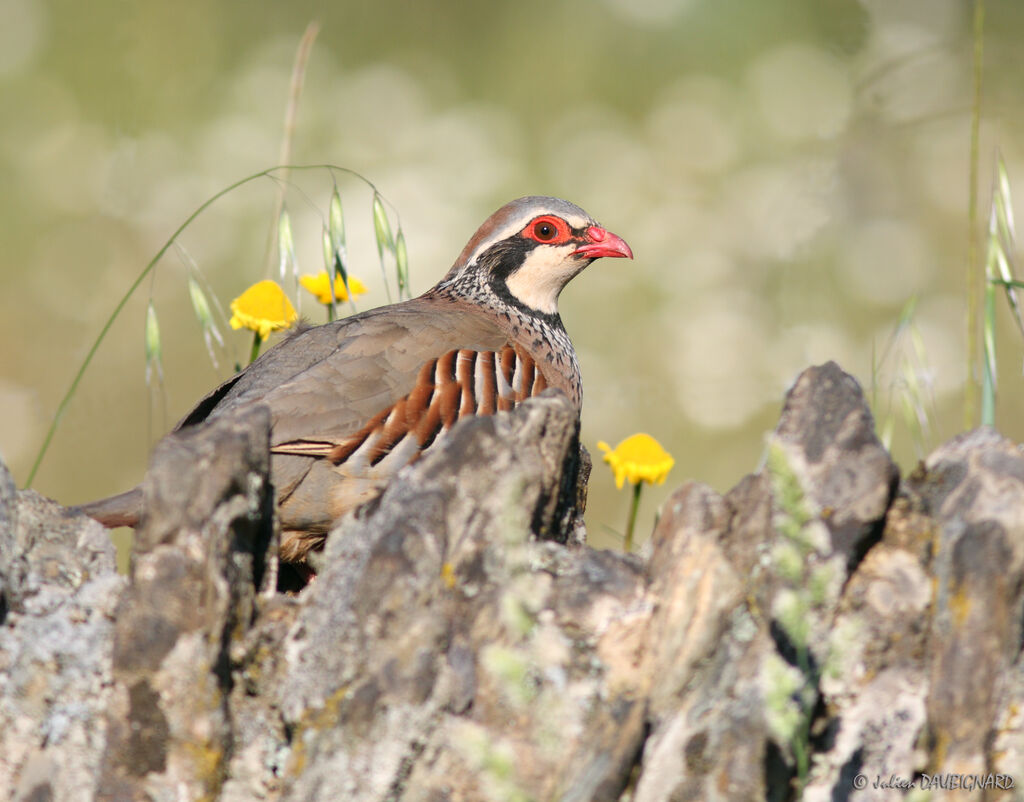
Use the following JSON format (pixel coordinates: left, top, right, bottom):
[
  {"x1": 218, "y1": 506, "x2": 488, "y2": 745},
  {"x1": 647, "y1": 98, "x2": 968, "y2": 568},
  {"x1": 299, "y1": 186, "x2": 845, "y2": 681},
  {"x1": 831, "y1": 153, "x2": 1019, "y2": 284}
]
[
  {"x1": 97, "y1": 404, "x2": 276, "y2": 801},
  {"x1": 2, "y1": 364, "x2": 1024, "y2": 802},
  {"x1": 0, "y1": 461, "x2": 124, "y2": 802},
  {"x1": 631, "y1": 361, "x2": 900, "y2": 802},
  {"x1": 227, "y1": 391, "x2": 629, "y2": 802},
  {"x1": 774, "y1": 362, "x2": 899, "y2": 562}
]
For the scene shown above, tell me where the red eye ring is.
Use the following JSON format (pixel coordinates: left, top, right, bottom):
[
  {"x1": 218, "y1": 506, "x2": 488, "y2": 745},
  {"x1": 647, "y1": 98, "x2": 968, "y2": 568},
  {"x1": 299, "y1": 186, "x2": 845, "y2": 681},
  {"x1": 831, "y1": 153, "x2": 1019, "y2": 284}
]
[{"x1": 525, "y1": 215, "x2": 570, "y2": 244}]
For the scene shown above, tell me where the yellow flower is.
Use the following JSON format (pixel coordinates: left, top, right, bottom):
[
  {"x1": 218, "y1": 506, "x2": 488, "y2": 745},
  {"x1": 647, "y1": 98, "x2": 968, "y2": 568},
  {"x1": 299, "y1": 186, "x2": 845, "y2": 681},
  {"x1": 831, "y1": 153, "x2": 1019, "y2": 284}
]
[
  {"x1": 597, "y1": 433, "x2": 675, "y2": 489},
  {"x1": 229, "y1": 280, "x2": 297, "y2": 339},
  {"x1": 299, "y1": 272, "x2": 368, "y2": 305}
]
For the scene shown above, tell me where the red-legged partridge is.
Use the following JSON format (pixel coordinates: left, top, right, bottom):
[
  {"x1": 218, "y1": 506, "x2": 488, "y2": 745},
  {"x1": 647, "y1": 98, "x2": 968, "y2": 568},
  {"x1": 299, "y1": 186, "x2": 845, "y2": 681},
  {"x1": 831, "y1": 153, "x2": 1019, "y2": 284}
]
[{"x1": 81, "y1": 196, "x2": 633, "y2": 563}]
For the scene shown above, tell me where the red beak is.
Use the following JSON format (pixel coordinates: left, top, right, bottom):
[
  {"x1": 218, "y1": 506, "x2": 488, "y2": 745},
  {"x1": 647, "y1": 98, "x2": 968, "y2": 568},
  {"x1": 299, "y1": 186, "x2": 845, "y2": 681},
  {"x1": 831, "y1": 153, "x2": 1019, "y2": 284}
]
[{"x1": 572, "y1": 225, "x2": 633, "y2": 260}]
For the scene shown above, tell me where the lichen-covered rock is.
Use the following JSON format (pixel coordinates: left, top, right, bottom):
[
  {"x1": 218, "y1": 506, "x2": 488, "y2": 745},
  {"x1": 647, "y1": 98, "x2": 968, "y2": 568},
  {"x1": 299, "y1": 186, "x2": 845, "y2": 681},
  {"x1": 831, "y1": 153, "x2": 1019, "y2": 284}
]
[
  {"x1": 96, "y1": 404, "x2": 276, "y2": 801},
  {"x1": 3, "y1": 364, "x2": 1024, "y2": 802},
  {"x1": 917, "y1": 430, "x2": 1024, "y2": 785},
  {"x1": 0, "y1": 461, "x2": 124, "y2": 802},
  {"x1": 798, "y1": 428, "x2": 1024, "y2": 801},
  {"x1": 774, "y1": 361, "x2": 899, "y2": 562},
  {"x1": 238, "y1": 391, "x2": 642, "y2": 802},
  {"x1": 630, "y1": 361, "x2": 899, "y2": 802}
]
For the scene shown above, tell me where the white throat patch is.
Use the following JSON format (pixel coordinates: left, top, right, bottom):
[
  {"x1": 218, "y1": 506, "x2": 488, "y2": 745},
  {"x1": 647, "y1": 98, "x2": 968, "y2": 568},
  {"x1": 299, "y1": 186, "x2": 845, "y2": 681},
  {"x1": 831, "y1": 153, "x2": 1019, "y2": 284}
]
[{"x1": 504, "y1": 245, "x2": 585, "y2": 315}]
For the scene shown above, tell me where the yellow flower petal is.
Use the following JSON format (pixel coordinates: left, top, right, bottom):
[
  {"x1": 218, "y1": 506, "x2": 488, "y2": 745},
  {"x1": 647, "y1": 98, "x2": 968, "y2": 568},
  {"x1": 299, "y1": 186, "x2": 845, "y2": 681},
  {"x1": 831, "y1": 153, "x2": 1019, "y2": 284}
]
[
  {"x1": 299, "y1": 271, "x2": 368, "y2": 305},
  {"x1": 229, "y1": 280, "x2": 297, "y2": 339},
  {"x1": 598, "y1": 433, "x2": 674, "y2": 489}
]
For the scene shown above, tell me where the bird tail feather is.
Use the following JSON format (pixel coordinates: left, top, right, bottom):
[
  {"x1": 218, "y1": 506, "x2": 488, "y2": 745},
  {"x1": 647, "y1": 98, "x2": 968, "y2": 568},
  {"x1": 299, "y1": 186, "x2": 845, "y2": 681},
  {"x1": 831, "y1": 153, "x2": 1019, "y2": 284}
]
[{"x1": 75, "y1": 488, "x2": 143, "y2": 528}]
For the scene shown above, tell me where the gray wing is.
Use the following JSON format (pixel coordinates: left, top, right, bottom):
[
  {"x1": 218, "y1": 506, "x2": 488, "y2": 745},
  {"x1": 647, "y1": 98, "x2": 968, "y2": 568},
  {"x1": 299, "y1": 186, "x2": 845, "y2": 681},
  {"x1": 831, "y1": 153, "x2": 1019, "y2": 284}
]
[{"x1": 177, "y1": 296, "x2": 511, "y2": 451}]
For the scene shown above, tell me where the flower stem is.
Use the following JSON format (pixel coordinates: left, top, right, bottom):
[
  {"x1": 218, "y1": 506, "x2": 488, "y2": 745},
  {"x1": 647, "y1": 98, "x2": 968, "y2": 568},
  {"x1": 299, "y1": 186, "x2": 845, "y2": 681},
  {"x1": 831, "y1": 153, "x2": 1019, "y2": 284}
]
[
  {"x1": 624, "y1": 482, "x2": 643, "y2": 552},
  {"x1": 249, "y1": 331, "x2": 263, "y2": 365}
]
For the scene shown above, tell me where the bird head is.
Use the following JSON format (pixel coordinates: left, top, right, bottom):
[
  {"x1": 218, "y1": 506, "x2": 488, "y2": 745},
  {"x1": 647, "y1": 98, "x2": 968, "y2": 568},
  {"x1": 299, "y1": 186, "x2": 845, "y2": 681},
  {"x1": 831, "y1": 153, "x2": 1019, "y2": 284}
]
[{"x1": 443, "y1": 196, "x2": 633, "y2": 317}]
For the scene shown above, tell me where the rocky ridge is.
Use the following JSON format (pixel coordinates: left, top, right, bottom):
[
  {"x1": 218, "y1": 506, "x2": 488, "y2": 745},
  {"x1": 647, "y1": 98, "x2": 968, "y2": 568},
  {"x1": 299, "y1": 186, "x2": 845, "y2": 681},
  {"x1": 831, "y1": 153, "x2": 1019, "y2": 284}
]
[{"x1": 1, "y1": 362, "x2": 1022, "y2": 801}]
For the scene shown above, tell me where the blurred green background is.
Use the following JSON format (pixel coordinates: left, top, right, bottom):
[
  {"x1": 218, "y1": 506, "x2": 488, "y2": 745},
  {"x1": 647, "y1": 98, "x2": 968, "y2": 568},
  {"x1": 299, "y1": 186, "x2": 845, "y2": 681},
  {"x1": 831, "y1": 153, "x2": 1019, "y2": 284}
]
[{"x1": 2, "y1": 0, "x2": 1024, "y2": 551}]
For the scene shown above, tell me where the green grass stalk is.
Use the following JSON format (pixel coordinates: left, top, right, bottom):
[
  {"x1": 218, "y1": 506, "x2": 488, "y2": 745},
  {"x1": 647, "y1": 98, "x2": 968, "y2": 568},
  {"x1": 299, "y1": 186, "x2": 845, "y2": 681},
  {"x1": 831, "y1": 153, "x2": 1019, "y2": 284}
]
[
  {"x1": 982, "y1": 280, "x2": 996, "y2": 425},
  {"x1": 263, "y1": 22, "x2": 320, "y2": 278},
  {"x1": 965, "y1": 0, "x2": 985, "y2": 427}
]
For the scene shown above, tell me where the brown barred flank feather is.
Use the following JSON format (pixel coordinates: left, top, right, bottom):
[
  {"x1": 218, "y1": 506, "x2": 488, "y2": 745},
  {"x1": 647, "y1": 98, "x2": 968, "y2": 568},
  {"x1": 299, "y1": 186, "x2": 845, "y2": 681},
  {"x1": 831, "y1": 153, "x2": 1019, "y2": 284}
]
[
  {"x1": 476, "y1": 351, "x2": 497, "y2": 415},
  {"x1": 517, "y1": 354, "x2": 535, "y2": 402},
  {"x1": 497, "y1": 347, "x2": 516, "y2": 412},
  {"x1": 326, "y1": 346, "x2": 554, "y2": 470},
  {"x1": 437, "y1": 349, "x2": 457, "y2": 383},
  {"x1": 271, "y1": 439, "x2": 337, "y2": 457},
  {"x1": 405, "y1": 361, "x2": 437, "y2": 428},
  {"x1": 369, "y1": 399, "x2": 410, "y2": 466},
  {"x1": 457, "y1": 350, "x2": 477, "y2": 416},
  {"x1": 328, "y1": 406, "x2": 390, "y2": 464},
  {"x1": 439, "y1": 381, "x2": 461, "y2": 427}
]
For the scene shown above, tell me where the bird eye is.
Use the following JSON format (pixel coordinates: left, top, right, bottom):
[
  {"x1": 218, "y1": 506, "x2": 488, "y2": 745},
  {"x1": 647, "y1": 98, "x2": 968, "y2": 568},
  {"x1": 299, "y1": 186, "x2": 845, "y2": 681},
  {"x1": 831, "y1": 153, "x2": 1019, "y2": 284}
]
[{"x1": 534, "y1": 221, "x2": 556, "y2": 241}]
